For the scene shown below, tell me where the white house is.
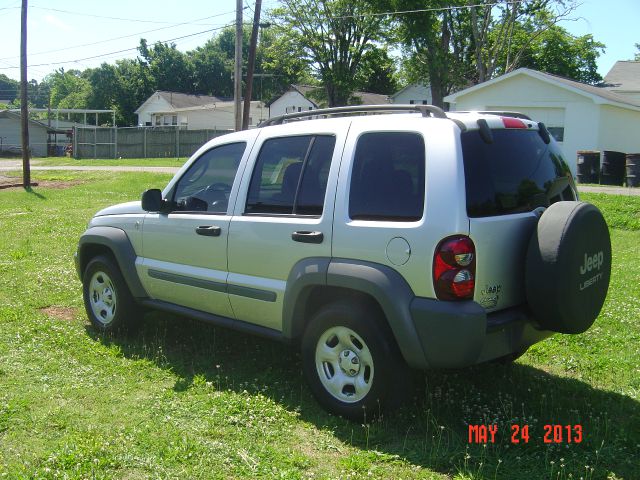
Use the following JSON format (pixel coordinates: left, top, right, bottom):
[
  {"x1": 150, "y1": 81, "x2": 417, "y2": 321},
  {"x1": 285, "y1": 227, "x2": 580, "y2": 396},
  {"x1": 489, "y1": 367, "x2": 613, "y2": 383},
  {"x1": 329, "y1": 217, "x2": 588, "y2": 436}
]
[
  {"x1": 391, "y1": 83, "x2": 432, "y2": 105},
  {"x1": 267, "y1": 85, "x2": 390, "y2": 118},
  {"x1": 0, "y1": 111, "x2": 70, "y2": 157},
  {"x1": 444, "y1": 68, "x2": 640, "y2": 174},
  {"x1": 267, "y1": 85, "x2": 318, "y2": 118},
  {"x1": 135, "y1": 91, "x2": 267, "y2": 129}
]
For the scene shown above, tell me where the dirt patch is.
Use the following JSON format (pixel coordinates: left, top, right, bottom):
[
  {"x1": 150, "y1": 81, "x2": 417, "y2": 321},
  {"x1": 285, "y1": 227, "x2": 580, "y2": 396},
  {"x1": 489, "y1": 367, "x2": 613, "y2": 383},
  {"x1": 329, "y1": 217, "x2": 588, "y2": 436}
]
[
  {"x1": 0, "y1": 174, "x2": 82, "y2": 190},
  {"x1": 39, "y1": 306, "x2": 79, "y2": 321}
]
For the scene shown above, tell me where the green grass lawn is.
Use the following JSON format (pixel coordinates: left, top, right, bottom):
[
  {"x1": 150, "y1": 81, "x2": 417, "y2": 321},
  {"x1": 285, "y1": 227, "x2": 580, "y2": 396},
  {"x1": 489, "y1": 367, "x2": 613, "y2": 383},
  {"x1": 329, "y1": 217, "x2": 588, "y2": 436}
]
[
  {"x1": 32, "y1": 156, "x2": 187, "y2": 167},
  {"x1": 0, "y1": 174, "x2": 638, "y2": 479}
]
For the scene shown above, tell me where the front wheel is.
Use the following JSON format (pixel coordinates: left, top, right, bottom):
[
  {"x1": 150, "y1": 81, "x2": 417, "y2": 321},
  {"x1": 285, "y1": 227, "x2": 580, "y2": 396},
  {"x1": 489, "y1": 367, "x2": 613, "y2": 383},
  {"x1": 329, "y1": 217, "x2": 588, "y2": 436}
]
[
  {"x1": 82, "y1": 255, "x2": 140, "y2": 333},
  {"x1": 301, "y1": 301, "x2": 408, "y2": 421}
]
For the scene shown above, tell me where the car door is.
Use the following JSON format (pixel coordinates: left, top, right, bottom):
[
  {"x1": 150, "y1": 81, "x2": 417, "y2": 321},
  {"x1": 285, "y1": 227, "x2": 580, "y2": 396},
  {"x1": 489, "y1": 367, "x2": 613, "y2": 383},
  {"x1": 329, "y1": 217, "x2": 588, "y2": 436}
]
[
  {"x1": 227, "y1": 122, "x2": 348, "y2": 331},
  {"x1": 137, "y1": 141, "x2": 249, "y2": 318}
]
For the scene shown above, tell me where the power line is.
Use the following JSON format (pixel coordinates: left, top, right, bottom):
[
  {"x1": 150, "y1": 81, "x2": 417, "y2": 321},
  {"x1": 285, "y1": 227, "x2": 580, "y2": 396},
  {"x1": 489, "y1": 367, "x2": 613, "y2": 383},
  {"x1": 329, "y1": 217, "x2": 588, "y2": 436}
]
[
  {"x1": 0, "y1": 9, "x2": 242, "y2": 61},
  {"x1": 0, "y1": 24, "x2": 234, "y2": 70},
  {"x1": 29, "y1": 5, "x2": 229, "y2": 24},
  {"x1": 299, "y1": 0, "x2": 527, "y2": 20}
]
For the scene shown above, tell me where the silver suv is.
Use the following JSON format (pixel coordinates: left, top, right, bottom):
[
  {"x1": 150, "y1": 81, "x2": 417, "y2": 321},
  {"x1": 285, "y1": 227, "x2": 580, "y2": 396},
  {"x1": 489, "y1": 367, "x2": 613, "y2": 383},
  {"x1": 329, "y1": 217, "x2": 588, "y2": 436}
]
[{"x1": 75, "y1": 105, "x2": 611, "y2": 420}]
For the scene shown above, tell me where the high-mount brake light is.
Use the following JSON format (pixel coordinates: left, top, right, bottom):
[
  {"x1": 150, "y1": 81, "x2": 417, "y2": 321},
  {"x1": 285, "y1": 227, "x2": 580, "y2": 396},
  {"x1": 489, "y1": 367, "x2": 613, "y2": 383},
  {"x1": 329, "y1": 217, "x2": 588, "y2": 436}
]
[
  {"x1": 433, "y1": 236, "x2": 476, "y2": 301},
  {"x1": 502, "y1": 117, "x2": 527, "y2": 129}
]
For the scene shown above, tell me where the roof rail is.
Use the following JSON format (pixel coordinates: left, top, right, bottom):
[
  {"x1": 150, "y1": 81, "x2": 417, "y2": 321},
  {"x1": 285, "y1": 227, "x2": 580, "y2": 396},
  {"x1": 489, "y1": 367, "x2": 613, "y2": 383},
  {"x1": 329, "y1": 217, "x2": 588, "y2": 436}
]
[
  {"x1": 454, "y1": 110, "x2": 532, "y2": 120},
  {"x1": 259, "y1": 104, "x2": 448, "y2": 127}
]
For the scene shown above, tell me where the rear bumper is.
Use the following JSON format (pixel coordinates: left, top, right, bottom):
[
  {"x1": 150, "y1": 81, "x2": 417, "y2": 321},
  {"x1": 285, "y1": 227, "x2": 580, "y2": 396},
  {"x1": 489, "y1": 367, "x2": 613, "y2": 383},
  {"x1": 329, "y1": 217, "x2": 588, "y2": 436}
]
[{"x1": 409, "y1": 297, "x2": 552, "y2": 369}]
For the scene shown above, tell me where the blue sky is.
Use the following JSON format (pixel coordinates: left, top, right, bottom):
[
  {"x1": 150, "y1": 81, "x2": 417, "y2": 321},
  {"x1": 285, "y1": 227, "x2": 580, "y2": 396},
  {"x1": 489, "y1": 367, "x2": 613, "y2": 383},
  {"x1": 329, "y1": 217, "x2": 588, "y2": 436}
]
[{"x1": 0, "y1": 0, "x2": 637, "y2": 84}]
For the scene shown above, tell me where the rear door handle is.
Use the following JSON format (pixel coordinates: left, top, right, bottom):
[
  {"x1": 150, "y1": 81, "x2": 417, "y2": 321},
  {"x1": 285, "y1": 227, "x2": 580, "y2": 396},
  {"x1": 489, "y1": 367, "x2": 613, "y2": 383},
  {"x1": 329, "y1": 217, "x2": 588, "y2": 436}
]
[
  {"x1": 195, "y1": 225, "x2": 221, "y2": 237},
  {"x1": 291, "y1": 231, "x2": 324, "y2": 244}
]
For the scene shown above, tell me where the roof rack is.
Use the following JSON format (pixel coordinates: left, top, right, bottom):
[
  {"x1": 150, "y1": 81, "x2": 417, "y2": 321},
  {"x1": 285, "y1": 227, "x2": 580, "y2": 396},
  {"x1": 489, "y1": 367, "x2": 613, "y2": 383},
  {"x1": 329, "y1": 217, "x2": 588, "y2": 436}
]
[
  {"x1": 454, "y1": 110, "x2": 532, "y2": 120},
  {"x1": 259, "y1": 104, "x2": 448, "y2": 127}
]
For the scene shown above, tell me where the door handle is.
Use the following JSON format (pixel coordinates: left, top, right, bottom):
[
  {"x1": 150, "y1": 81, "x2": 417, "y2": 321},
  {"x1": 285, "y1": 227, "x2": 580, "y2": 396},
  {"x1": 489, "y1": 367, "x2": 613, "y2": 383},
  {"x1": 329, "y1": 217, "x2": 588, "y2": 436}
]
[
  {"x1": 195, "y1": 225, "x2": 221, "y2": 237},
  {"x1": 291, "y1": 231, "x2": 324, "y2": 244}
]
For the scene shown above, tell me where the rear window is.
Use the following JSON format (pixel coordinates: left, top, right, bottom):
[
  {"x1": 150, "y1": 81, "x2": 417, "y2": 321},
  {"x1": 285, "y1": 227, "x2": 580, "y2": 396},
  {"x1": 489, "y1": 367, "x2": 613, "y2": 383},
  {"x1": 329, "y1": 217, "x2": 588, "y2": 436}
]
[{"x1": 461, "y1": 129, "x2": 576, "y2": 217}]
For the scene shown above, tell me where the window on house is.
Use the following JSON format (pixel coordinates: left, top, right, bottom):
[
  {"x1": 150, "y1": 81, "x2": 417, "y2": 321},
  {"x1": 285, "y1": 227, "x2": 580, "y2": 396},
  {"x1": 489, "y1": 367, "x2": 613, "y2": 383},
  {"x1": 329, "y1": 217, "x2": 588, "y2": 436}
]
[
  {"x1": 172, "y1": 115, "x2": 178, "y2": 126},
  {"x1": 547, "y1": 127, "x2": 564, "y2": 142},
  {"x1": 409, "y1": 100, "x2": 415, "y2": 105},
  {"x1": 246, "y1": 135, "x2": 336, "y2": 216},
  {"x1": 349, "y1": 132, "x2": 426, "y2": 222}
]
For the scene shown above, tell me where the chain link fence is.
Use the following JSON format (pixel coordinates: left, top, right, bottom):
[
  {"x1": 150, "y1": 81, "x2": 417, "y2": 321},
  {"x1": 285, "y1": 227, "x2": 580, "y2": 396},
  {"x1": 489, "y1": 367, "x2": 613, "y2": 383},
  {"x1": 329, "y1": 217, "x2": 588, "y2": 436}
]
[{"x1": 74, "y1": 126, "x2": 232, "y2": 159}]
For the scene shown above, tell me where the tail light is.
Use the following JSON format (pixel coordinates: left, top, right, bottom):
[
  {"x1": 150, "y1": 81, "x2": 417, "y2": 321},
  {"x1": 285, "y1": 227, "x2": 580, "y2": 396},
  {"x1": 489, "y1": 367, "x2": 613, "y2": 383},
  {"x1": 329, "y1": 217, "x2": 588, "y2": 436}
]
[
  {"x1": 433, "y1": 236, "x2": 476, "y2": 300},
  {"x1": 502, "y1": 117, "x2": 527, "y2": 129}
]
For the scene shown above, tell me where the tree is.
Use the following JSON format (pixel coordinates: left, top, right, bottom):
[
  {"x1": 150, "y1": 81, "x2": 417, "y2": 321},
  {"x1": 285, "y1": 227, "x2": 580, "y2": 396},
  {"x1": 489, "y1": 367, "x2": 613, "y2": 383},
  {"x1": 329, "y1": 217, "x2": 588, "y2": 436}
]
[
  {"x1": 0, "y1": 74, "x2": 19, "y2": 103},
  {"x1": 46, "y1": 69, "x2": 92, "y2": 109},
  {"x1": 138, "y1": 40, "x2": 194, "y2": 93},
  {"x1": 353, "y1": 46, "x2": 399, "y2": 94},
  {"x1": 634, "y1": 43, "x2": 640, "y2": 61},
  {"x1": 272, "y1": 0, "x2": 386, "y2": 106}
]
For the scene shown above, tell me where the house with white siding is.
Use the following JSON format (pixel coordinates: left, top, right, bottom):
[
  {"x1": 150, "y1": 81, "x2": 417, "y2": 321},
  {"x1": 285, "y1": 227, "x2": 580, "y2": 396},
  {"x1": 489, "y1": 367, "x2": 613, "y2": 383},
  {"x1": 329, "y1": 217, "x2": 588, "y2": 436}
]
[
  {"x1": 391, "y1": 83, "x2": 432, "y2": 105},
  {"x1": 135, "y1": 91, "x2": 267, "y2": 129},
  {"x1": 0, "y1": 111, "x2": 70, "y2": 157},
  {"x1": 267, "y1": 85, "x2": 390, "y2": 118},
  {"x1": 444, "y1": 67, "x2": 640, "y2": 174}
]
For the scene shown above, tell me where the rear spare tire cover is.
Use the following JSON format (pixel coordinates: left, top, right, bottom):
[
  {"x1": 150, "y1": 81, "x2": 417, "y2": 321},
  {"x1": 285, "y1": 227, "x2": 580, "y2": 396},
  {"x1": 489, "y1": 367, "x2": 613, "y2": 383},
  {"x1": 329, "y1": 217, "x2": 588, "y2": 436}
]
[{"x1": 526, "y1": 201, "x2": 611, "y2": 334}]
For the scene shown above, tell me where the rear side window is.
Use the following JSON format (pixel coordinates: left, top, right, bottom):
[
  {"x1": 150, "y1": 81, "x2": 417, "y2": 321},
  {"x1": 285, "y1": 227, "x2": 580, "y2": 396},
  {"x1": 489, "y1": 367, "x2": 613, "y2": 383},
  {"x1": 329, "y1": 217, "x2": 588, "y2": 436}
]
[
  {"x1": 246, "y1": 135, "x2": 336, "y2": 215},
  {"x1": 461, "y1": 129, "x2": 576, "y2": 217},
  {"x1": 349, "y1": 132, "x2": 425, "y2": 221}
]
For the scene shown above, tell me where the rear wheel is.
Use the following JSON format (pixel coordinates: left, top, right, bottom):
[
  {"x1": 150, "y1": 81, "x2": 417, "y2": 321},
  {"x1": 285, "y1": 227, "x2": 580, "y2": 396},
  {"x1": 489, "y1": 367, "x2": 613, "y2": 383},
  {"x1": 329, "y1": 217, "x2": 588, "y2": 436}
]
[
  {"x1": 82, "y1": 255, "x2": 140, "y2": 333},
  {"x1": 302, "y1": 301, "x2": 408, "y2": 421}
]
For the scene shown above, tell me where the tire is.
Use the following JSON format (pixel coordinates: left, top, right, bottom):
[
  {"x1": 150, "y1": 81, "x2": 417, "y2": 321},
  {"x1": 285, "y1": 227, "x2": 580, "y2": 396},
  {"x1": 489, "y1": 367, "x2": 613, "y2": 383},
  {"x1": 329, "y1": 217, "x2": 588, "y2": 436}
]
[
  {"x1": 82, "y1": 255, "x2": 141, "y2": 333},
  {"x1": 525, "y1": 201, "x2": 611, "y2": 334},
  {"x1": 301, "y1": 300, "x2": 408, "y2": 421}
]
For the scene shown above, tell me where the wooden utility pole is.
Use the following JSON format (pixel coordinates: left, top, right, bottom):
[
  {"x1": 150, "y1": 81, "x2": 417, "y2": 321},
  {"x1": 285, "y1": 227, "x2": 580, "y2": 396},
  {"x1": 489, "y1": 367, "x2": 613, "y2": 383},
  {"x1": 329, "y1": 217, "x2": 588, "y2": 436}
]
[
  {"x1": 20, "y1": 0, "x2": 30, "y2": 187},
  {"x1": 234, "y1": 0, "x2": 243, "y2": 131},
  {"x1": 242, "y1": 0, "x2": 262, "y2": 130}
]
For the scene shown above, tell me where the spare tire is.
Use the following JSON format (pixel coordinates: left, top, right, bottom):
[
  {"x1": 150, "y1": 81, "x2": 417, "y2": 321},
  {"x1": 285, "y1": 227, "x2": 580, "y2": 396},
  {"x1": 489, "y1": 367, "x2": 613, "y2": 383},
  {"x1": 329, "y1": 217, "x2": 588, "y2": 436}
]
[{"x1": 526, "y1": 201, "x2": 611, "y2": 334}]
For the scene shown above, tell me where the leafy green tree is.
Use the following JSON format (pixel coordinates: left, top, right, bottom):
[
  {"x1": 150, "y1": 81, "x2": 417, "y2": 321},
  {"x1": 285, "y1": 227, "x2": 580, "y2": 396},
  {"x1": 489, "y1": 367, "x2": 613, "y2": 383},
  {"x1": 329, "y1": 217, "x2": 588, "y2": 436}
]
[
  {"x1": 353, "y1": 46, "x2": 399, "y2": 94},
  {"x1": 139, "y1": 40, "x2": 195, "y2": 93},
  {"x1": 0, "y1": 74, "x2": 19, "y2": 103},
  {"x1": 46, "y1": 69, "x2": 92, "y2": 109},
  {"x1": 272, "y1": 0, "x2": 386, "y2": 106},
  {"x1": 113, "y1": 58, "x2": 155, "y2": 125},
  {"x1": 258, "y1": 24, "x2": 314, "y2": 100},
  {"x1": 490, "y1": 10, "x2": 605, "y2": 84},
  {"x1": 634, "y1": 43, "x2": 640, "y2": 61}
]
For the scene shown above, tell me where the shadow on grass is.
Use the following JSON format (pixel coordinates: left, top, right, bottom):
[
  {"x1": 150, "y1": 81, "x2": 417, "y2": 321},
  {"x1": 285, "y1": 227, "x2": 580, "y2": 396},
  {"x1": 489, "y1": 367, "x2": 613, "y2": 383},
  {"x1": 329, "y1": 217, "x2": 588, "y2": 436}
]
[
  {"x1": 87, "y1": 312, "x2": 640, "y2": 480},
  {"x1": 24, "y1": 186, "x2": 46, "y2": 200}
]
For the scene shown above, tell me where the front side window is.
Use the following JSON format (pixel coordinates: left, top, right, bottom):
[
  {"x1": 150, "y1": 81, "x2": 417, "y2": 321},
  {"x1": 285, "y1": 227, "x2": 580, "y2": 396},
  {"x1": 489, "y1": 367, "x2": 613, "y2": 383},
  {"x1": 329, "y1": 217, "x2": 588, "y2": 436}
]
[
  {"x1": 246, "y1": 135, "x2": 336, "y2": 216},
  {"x1": 172, "y1": 142, "x2": 246, "y2": 213},
  {"x1": 349, "y1": 132, "x2": 426, "y2": 221}
]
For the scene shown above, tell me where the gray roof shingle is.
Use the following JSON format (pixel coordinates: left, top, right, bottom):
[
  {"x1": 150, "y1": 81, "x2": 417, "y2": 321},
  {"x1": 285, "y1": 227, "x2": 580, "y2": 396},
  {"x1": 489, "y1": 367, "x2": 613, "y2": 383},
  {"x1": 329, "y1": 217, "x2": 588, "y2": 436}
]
[
  {"x1": 603, "y1": 61, "x2": 640, "y2": 92},
  {"x1": 156, "y1": 91, "x2": 223, "y2": 109}
]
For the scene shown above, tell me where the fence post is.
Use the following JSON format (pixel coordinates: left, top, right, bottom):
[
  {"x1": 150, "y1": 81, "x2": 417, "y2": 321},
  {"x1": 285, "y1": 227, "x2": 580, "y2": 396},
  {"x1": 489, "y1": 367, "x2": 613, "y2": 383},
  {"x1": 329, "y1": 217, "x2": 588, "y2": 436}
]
[
  {"x1": 113, "y1": 126, "x2": 118, "y2": 159},
  {"x1": 94, "y1": 127, "x2": 97, "y2": 159},
  {"x1": 176, "y1": 126, "x2": 180, "y2": 159},
  {"x1": 143, "y1": 127, "x2": 147, "y2": 159},
  {"x1": 73, "y1": 126, "x2": 77, "y2": 159}
]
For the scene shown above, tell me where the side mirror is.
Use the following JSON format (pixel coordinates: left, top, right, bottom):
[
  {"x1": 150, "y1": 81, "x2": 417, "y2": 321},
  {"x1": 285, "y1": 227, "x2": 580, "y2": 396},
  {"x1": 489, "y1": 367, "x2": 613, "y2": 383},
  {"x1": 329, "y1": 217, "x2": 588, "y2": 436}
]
[{"x1": 141, "y1": 189, "x2": 163, "y2": 212}]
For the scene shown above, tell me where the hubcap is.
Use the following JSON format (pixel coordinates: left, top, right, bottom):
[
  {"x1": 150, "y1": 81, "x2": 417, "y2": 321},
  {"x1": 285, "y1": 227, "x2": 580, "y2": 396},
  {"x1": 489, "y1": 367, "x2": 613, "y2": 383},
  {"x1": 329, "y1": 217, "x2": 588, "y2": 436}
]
[
  {"x1": 88, "y1": 270, "x2": 117, "y2": 326},
  {"x1": 315, "y1": 326, "x2": 374, "y2": 403}
]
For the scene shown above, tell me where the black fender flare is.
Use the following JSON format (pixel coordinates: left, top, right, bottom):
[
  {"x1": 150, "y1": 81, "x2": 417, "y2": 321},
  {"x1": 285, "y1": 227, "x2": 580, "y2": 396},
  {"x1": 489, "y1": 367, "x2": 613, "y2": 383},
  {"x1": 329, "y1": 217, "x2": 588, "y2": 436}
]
[
  {"x1": 77, "y1": 226, "x2": 148, "y2": 299},
  {"x1": 283, "y1": 257, "x2": 428, "y2": 369}
]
